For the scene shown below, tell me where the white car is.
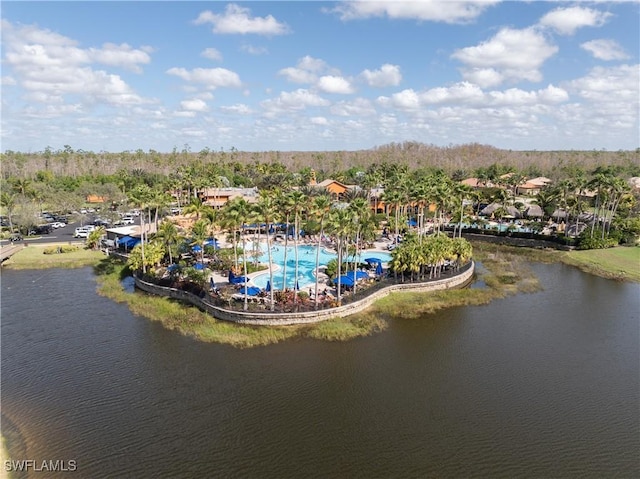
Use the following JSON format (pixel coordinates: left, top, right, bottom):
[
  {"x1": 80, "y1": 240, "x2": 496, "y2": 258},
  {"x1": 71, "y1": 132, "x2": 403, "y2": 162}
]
[
  {"x1": 51, "y1": 222, "x2": 66, "y2": 229},
  {"x1": 74, "y1": 227, "x2": 90, "y2": 238}
]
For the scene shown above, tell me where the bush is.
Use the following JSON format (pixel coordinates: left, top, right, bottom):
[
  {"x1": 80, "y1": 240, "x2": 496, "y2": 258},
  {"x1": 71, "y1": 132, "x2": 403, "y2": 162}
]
[{"x1": 43, "y1": 244, "x2": 81, "y2": 254}]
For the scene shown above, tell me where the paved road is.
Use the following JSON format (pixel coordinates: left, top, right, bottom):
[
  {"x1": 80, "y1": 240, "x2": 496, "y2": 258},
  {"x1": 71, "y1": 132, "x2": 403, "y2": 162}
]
[{"x1": 0, "y1": 221, "x2": 87, "y2": 246}]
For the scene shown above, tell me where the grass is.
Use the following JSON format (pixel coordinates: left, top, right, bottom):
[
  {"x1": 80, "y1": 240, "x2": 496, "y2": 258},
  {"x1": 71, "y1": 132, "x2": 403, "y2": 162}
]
[
  {"x1": 2, "y1": 244, "x2": 104, "y2": 269},
  {"x1": 562, "y1": 246, "x2": 640, "y2": 282}
]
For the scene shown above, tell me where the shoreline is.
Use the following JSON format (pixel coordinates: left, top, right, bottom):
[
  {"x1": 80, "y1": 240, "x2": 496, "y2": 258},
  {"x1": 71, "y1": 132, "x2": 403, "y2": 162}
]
[{"x1": 3, "y1": 242, "x2": 638, "y2": 348}]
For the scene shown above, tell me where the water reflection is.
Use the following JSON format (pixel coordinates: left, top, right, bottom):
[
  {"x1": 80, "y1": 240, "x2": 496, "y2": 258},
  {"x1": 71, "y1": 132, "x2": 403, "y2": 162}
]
[{"x1": 1, "y1": 264, "x2": 638, "y2": 478}]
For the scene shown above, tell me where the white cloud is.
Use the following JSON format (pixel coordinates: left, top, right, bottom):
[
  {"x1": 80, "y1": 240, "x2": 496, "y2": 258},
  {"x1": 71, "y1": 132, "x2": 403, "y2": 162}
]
[
  {"x1": 166, "y1": 67, "x2": 242, "y2": 89},
  {"x1": 581, "y1": 39, "x2": 630, "y2": 61},
  {"x1": 422, "y1": 82, "x2": 484, "y2": 104},
  {"x1": 240, "y1": 44, "x2": 268, "y2": 55},
  {"x1": 539, "y1": 6, "x2": 612, "y2": 35},
  {"x1": 567, "y1": 64, "x2": 639, "y2": 104},
  {"x1": 452, "y1": 27, "x2": 558, "y2": 85},
  {"x1": 360, "y1": 64, "x2": 402, "y2": 88},
  {"x1": 194, "y1": 4, "x2": 290, "y2": 35},
  {"x1": 220, "y1": 104, "x2": 254, "y2": 115},
  {"x1": 310, "y1": 116, "x2": 329, "y2": 125},
  {"x1": 331, "y1": 97, "x2": 377, "y2": 116},
  {"x1": 330, "y1": 0, "x2": 499, "y2": 24},
  {"x1": 278, "y1": 56, "x2": 334, "y2": 84},
  {"x1": 461, "y1": 68, "x2": 504, "y2": 88},
  {"x1": 201, "y1": 48, "x2": 223, "y2": 61},
  {"x1": 260, "y1": 88, "x2": 330, "y2": 117},
  {"x1": 317, "y1": 75, "x2": 355, "y2": 94},
  {"x1": 2, "y1": 20, "x2": 150, "y2": 107},
  {"x1": 180, "y1": 98, "x2": 209, "y2": 112},
  {"x1": 87, "y1": 43, "x2": 152, "y2": 73},
  {"x1": 2, "y1": 76, "x2": 17, "y2": 86}
]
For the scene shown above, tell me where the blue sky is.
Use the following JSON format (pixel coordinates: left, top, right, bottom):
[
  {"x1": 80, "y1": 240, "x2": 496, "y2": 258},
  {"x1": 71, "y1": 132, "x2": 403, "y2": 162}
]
[{"x1": 2, "y1": 1, "x2": 639, "y2": 153}]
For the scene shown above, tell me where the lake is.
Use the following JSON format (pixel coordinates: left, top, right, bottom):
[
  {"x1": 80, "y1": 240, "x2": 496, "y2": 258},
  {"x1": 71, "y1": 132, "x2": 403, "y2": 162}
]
[{"x1": 1, "y1": 263, "x2": 638, "y2": 478}]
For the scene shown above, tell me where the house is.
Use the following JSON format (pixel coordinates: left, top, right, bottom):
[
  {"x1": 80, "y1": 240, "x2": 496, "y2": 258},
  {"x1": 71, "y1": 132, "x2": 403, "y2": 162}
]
[
  {"x1": 86, "y1": 194, "x2": 106, "y2": 203},
  {"x1": 312, "y1": 179, "x2": 351, "y2": 201},
  {"x1": 198, "y1": 187, "x2": 259, "y2": 208},
  {"x1": 516, "y1": 177, "x2": 552, "y2": 196}
]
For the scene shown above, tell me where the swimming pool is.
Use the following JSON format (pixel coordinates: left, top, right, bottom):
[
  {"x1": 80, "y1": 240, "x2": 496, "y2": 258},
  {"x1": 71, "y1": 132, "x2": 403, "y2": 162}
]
[{"x1": 251, "y1": 243, "x2": 391, "y2": 290}]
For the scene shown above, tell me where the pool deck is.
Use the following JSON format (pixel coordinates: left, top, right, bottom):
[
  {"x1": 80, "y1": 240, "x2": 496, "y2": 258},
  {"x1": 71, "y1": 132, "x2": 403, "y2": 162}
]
[{"x1": 207, "y1": 237, "x2": 393, "y2": 290}]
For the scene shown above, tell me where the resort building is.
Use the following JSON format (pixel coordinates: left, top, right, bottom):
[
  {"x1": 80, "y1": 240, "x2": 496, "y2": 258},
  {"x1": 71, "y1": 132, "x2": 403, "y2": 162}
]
[{"x1": 198, "y1": 187, "x2": 259, "y2": 208}]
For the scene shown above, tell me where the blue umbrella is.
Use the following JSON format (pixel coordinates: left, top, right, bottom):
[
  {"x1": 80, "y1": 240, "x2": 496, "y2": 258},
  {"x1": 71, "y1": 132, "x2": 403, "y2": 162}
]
[
  {"x1": 365, "y1": 257, "x2": 382, "y2": 264},
  {"x1": 376, "y1": 262, "x2": 383, "y2": 275},
  {"x1": 192, "y1": 244, "x2": 202, "y2": 252},
  {"x1": 194, "y1": 262, "x2": 205, "y2": 270},
  {"x1": 265, "y1": 280, "x2": 271, "y2": 292},
  {"x1": 167, "y1": 264, "x2": 179, "y2": 272}
]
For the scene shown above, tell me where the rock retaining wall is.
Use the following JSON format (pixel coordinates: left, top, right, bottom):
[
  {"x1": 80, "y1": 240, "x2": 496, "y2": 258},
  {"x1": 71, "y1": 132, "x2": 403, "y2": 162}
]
[{"x1": 134, "y1": 261, "x2": 475, "y2": 326}]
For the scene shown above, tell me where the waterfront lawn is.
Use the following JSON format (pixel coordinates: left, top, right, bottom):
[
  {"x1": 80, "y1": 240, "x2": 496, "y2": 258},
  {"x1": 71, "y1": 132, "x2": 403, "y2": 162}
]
[
  {"x1": 563, "y1": 246, "x2": 640, "y2": 282},
  {"x1": 2, "y1": 244, "x2": 104, "y2": 269}
]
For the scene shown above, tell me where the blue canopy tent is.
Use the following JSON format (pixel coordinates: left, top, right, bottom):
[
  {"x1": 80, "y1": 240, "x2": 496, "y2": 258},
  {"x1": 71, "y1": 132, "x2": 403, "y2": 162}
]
[
  {"x1": 117, "y1": 236, "x2": 140, "y2": 249},
  {"x1": 337, "y1": 275, "x2": 355, "y2": 287}
]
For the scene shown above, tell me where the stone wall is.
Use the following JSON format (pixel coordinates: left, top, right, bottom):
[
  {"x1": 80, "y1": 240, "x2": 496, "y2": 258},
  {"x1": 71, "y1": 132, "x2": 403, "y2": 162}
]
[{"x1": 134, "y1": 262, "x2": 475, "y2": 326}]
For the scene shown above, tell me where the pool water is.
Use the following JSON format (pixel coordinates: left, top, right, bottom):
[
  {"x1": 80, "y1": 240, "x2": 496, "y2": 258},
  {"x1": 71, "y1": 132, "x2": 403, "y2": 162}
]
[{"x1": 251, "y1": 243, "x2": 391, "y2": 290}]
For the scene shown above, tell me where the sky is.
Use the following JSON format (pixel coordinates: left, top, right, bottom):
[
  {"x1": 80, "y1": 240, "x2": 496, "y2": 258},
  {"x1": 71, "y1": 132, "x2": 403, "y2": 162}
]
[{"x1": 1, "y1": 1, "x2": 639, "y2": 153}]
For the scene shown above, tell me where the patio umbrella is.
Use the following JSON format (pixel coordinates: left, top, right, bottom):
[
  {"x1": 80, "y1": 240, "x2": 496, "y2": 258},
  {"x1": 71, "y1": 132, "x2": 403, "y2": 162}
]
[
  {"x1": 265, "y1": 280, "x2": 271, "y2": 292},
  {"x1": 376, "y1": 262, "x2": 383, "y2": 275},
  {"x1": 194, "y1": 262, "x2": 205, "y2": 270},
  {"x1": 192, "y1": 245, "x2": 202, "y2": 252},
  {"x1": 365, "y1": 257, "x2": 382, "y2": 264}
]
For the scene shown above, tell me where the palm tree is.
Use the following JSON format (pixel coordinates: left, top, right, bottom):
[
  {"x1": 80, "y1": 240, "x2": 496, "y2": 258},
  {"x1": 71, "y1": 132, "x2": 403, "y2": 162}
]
[
  {"x1": 289, "y1": 190, "x2": 307, "y2": 305},
  {"x1": 128, "y1": 184, "x2": 154, "y2": 273},
  {"x1": 225, "y1": 198, "x2": 251, "y2": 310},
  {"x1": 157, "y1": 219, "x2": 180, "y2": 265},
  {"x1": 311, "y1": 194, "x2": 332, "y2": 309},
  {"x1": 0, "y1": 192, "x2": 16, "y2": 233},
  {"x1": 191, "y1": 219, "x2": 209, "y2": 266},
  {"x1": 326, "y1": 206, "x2": 351, "y2": 305},
  {"x1": 348, "y1": 197, "x2": 369, "y2": 296},
  {"x1": 276, "y1": 191, "x2": 295, "y2": 292},
  {"x1": 255, "y1": 191, "x2": 279, "y2": 310},
  {"x1": 182, "y1": 196, "x2": 211, "y2": 221}
]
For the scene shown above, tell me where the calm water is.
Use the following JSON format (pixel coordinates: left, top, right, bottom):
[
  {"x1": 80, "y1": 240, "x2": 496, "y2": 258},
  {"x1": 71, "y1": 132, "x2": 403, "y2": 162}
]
[{"x1": 1, "y1": 263, "x2": 638, "y2": 478}]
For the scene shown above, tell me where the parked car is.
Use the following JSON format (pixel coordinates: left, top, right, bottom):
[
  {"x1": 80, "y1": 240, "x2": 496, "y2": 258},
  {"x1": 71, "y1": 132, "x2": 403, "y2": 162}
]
[
  {"x1": 51, "y1": 222, "x2": 66, "y2": 229},
  {"x1": 28, "y1": 224, "x2": 52, "y2": 235},
  {"x1": 74, "y1": 227, "x2": 90, "y2": 238}
]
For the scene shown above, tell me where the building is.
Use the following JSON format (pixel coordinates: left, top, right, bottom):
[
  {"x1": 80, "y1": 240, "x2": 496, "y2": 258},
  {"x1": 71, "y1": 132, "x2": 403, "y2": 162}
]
[{"x1": 198, "y1": 187, "x2": 259, "y2": 208}]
